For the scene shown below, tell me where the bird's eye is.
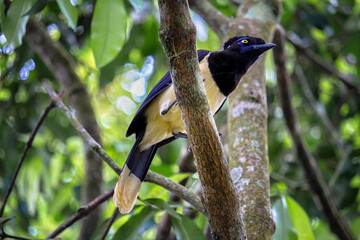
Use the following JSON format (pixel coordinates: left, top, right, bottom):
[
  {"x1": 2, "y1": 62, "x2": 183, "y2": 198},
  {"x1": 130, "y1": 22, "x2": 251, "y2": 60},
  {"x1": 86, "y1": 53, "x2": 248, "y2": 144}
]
[{"x1": 241, "y1": 39, "x2": 248, "y2": 44}]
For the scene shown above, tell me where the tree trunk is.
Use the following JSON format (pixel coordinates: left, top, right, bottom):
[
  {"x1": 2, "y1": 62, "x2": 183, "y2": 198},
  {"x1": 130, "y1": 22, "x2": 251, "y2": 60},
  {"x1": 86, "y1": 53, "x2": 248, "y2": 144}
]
[
  {"x1": 158, "y1": 0, "x2": 246, "y2": 239},
  {"x1": 226, "y1": 1, "x2": 281, "y2": 239},
  {"x1": 190, "y1": 0, "x2": 281, "y2": 238}
]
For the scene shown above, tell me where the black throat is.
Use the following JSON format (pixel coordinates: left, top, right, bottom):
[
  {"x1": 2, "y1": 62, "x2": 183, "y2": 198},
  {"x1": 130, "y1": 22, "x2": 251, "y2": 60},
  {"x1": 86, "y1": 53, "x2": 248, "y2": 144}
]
[{"x1": 207, "y1": 51, "x2": 257, "y2": 96}]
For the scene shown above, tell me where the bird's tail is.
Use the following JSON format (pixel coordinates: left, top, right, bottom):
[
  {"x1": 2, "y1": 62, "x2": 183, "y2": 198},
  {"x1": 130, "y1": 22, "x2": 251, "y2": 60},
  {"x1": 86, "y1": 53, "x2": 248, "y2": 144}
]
[{"x1": 113, "y1": 131, "x2": 158, "y2": 214}]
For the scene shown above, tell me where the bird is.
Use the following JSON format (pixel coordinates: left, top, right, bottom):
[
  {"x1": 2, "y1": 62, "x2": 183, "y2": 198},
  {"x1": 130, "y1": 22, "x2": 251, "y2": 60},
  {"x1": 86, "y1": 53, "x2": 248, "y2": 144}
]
[{"x1": 113, "y1": 36, "x2": 275, "y2": 214}]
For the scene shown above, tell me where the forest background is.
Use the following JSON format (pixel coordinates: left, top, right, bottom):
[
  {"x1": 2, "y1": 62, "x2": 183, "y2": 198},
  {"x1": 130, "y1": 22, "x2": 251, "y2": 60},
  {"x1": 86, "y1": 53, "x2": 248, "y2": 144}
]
[{"x1": 0, "y1": 0, "x2": 359, "y2": 239}]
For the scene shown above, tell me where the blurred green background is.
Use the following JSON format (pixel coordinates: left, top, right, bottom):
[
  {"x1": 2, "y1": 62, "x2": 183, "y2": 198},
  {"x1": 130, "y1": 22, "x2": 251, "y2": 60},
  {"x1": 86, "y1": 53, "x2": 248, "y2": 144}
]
[{"x1": 0, "y1": 0, "x2": 359, "y2": 239}]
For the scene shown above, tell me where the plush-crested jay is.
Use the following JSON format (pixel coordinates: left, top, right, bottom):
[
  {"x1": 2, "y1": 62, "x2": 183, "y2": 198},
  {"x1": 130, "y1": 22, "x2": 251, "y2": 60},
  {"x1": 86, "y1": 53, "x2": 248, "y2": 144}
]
[{"x1": 113, "y1": 36, "x2": 275, "y2": 214}]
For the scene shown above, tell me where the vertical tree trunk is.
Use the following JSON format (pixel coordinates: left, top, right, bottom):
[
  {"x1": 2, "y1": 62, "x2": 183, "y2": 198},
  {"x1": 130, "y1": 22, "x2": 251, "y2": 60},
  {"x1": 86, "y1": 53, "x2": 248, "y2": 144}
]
[
  {"x1": 226, "y1": 1, "x2": 281, "y2": 239},
  {"x1": 158, "y1": 0, "x2": 246, "y2": 239}
]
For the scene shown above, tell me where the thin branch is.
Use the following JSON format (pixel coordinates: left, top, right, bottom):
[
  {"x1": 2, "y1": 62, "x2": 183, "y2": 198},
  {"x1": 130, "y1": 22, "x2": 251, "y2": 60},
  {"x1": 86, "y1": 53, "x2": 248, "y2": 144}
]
[
  {"x1": 0, "y1": 66, "x2": 12, "y2": 83},
  {"x1": 188, "y1": 0, "x2": 230, "y2": 39},
  {"x1": 46, "y1": 189, "x2": 114, "y2": 239},
  {"x1": 294, "y1": 66, "x2": 350, "y2": 187},
  {"x1": 270, "y1": 172, "x2": 307, "y2": 190},
  {"x1": 273, "y1": 25, "x2": 355, "y2": 240},
  {"x1": 0, "y1": 232, "x2": 34, "y2": 240},
  {"x1": 42, "y1": 82, "x2": 205, "y2": 214},
  {"x1": 25, "y1": 18, "x2": 104, "y2": 240},
  {"x1": 0, "y1": 101, "x2": 55, "y2": 217},
  {"x1": 100, "y1": 208, "x2": 119, "y2": 240},
  {"x1": 145, "y1": 172, "x2": 204, "y2": 214},
  {"x1": 294, "y1": 66, "x2": 342, "y2": 143},
  {"x1": 286, "y1": 32, "x2": 360, "y2": 98},
  {"x1": 156, "y1": 149, "x2": 196, "y2": 240}
]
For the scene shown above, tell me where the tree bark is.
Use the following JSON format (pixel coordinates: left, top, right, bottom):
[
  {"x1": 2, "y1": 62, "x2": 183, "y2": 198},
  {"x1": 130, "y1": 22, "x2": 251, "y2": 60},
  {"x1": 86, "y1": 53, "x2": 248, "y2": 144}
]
[
  {"x1": 25, "y1": 18, "x2": 103, "y2": 240},
  {"x1": 189, "y1": 1, "x2": 281, "y2": 239},
  {"x1": 158, "y1": 0, "x2": 246, "y2": 239}
]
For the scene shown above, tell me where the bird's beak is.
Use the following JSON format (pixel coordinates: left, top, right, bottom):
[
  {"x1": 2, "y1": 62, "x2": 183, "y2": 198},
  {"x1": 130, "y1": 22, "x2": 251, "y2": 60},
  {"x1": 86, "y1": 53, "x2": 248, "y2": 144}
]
[{"x1": 252, "y1": 43, "x2": 276, "y2": 54}]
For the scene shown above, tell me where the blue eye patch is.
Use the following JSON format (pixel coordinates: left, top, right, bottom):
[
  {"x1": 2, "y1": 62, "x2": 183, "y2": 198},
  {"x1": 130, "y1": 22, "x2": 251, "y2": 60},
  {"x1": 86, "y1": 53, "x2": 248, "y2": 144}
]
[{"x1": 227, "y1": 37, "x2": 248, "y2": 48}]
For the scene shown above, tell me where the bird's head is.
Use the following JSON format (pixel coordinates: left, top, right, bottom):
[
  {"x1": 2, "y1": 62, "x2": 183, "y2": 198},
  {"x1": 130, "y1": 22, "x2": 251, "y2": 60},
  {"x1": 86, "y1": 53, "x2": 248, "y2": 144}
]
[{"x1": 224, "y1": 36, "x2": 275, "y2": 64}]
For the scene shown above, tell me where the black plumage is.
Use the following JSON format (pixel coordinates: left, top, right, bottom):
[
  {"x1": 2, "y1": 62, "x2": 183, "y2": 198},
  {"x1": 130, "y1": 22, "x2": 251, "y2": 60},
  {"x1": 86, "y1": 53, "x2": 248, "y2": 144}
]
[{"x1": 113, "y1": 36, "x2": 275, "y2": 214}]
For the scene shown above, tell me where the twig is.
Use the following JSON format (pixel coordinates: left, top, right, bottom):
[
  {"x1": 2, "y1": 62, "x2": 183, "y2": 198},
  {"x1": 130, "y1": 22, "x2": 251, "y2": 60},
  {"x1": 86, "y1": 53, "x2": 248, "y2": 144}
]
[
  {"x1": 188, "y1": 0, "x2": 230, "y2": 39},
  {"x1": 100, "y1": 208, "x2": 119, "y2": 240},
  {"x1": 0, "y1": 232, "x2": 33, "y2": 240},
  {"x1": 294, "y1": 66, "x2": 342, "y2": 143},
  {"x1": 0, "y1": 101, "x2": 55, "y2": 217},
  {"x1": 273, "y1": 25, "x2": 355, "y2": 240},
  {"x1": 46, "y1": 189, "x2": 114, "y2": 239},
  {"x1": 0, "y1": 66, "x2": 12, "y2": 83},
  {"x1": 270, "y1": 172, "x2": 307, "y2": 190},
  {"x1": 42, "y1": 82, "x2": 121, "y2": 174},
  {"x1": 145, "y1": 172, "x2": 204, "y2": 214},
  {"x1": 294, "y1": 66, "x2": 350, "y2": 187},
  {"x1": 286, "y1": 31, "x2": 360, "y2": 98},
  {"x1": 26, "y1": 18, "x2": 104, "y2": 239},
  {"x1": 42, "y1": 82, "x2": 205, "y2": 214},
  {"x1": 156, "y1": 148, "x2": 196, "y2": 240}
]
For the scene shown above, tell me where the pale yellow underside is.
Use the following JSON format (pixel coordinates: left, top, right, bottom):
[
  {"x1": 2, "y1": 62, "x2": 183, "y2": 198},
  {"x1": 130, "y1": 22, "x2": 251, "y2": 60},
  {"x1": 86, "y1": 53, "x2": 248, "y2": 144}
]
[
  {"x1": 113, "y1": 165, "x2": 141, "y2": 214},
  {"x1": 139, "y1": 55, "x2": 226, "y2": 151}
]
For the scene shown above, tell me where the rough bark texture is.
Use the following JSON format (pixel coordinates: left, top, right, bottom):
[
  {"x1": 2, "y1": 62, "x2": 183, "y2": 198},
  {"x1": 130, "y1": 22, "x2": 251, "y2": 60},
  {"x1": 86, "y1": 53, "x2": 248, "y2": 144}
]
[
  {"x1": 158, "y1": 1, "x2": 246, "y2": 239},
  {"x1": 188, "y1": 1, "x2": 281, "y2": 238},
  {"x1": 227, "y1": 56, "x2": 275, "y2": 239},
  {"x1": 273, "y1": 25, "x2": 355, "y2": 240},
  {"x1": 25, "y1": 18, "x2": 103, "y2": 240},
  {"x1": 225, "y1": 1, "x2": 280, "y2": 239}
]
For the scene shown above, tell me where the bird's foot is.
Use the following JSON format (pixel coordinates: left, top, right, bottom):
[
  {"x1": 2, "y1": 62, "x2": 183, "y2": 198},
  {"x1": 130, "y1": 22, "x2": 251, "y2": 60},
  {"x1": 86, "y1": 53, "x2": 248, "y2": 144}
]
[
  {"x1": 160, "y1": 99, "x2": 177, "y2": 115},
  {"x1": 173, "y1": 132, "x2": 188, "y2": 139}
]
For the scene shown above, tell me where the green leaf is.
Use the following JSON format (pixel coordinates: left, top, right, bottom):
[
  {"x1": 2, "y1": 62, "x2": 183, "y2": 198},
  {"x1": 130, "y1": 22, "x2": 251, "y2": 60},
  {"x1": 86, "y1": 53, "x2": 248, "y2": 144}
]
[
  {"x1": 313, "y1": 220, "x2": 337, "y2": 240},
  {"x1": 56, "y1": 0, "x2": 78, "y2": 30},
  {"x1": 272, "y1": 198, "x2": 297, "y2": 240},
  {"x1": 171, "y1": 214, "x2": 206, "y2": 240},
  {"x1": 91, "y1": 0, "x2": 128, "y2": 68},
  {"x1": 23, "y1": 0, "x2": 49, "y2": 16},
  {"x1": 285, "y1": 196, "x2": 315, "y2": 240},
  {"x1": 143, "y1": 198, "x2": 181, "y2": 220},
  {"x1": 112, "y1": 207, "x2": 155, "y2": 240},
  {"x1": 2, "y1": 0, "x2": 33, "y2": 49}
]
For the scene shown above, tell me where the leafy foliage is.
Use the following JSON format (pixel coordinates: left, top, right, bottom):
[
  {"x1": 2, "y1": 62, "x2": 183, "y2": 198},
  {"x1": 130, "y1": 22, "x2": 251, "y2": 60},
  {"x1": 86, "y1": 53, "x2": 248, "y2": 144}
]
[{"x1": 0, "y1": 0, "x2": 359, "y2": 239}]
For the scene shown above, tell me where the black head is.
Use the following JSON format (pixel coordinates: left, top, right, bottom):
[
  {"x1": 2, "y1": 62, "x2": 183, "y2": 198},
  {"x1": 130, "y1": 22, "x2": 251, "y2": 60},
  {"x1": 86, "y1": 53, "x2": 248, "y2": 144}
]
[
  {"x1": 208, "y1": 36, "x2": 275, "y2": 96},
  {"x1": 223, "y1": 36, "x2": 275, "y2": 57}
]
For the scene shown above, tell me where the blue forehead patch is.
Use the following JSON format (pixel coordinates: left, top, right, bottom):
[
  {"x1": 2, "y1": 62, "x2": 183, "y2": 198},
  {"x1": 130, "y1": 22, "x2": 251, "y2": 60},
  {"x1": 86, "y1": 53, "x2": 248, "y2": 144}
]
[
  {"x1": 236, "y1": 37, "x2": 248, "y2": 43},
  {"x1": 227, "y1": 37, "x2": 248, "y2": 48}
]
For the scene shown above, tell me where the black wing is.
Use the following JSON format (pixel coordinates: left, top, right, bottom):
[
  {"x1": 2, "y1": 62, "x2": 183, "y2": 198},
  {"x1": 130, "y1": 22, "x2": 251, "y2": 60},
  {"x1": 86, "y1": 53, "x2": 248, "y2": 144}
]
[{"x1": 126, "y1": 50, "x2": 211, "y2": 137}]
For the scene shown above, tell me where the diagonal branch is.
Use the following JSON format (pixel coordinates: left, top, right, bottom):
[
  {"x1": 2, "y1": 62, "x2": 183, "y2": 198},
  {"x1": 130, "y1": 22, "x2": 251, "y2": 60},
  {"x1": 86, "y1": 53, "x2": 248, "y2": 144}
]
[
  {"x1": 286, "y1": 31, "x2": 360, "y2": 98},
  {"x1": 156, "y1": 149, "x2": 196, "y2": 240},
  {"x1": 100, "y1": 208, "x2": 118, "y2": 240},
  {"x1": 0, "y1": 100, "x2": 55, "y2": 217},
  {"x1": 25, "y1": 17, "x2": 103, "y2": 239},
  {"x1": 46, "y1": 189, "x2": 114, "y2": 239},
  {"x1": 42, "y1": 82, "x2": 205, "y2": 215},
  {"x1": 294, "y1": 66, "x2": 350, "y2": 187},
  {"x1": 294, "y1": 66, "x2": 342, "y2": 143},
  {"x1": 273, "y1": 25, "x2": 355, "y2": 240},
  {"x1": 188, "y1": 0, "x2": 230, "y2": 39}
]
